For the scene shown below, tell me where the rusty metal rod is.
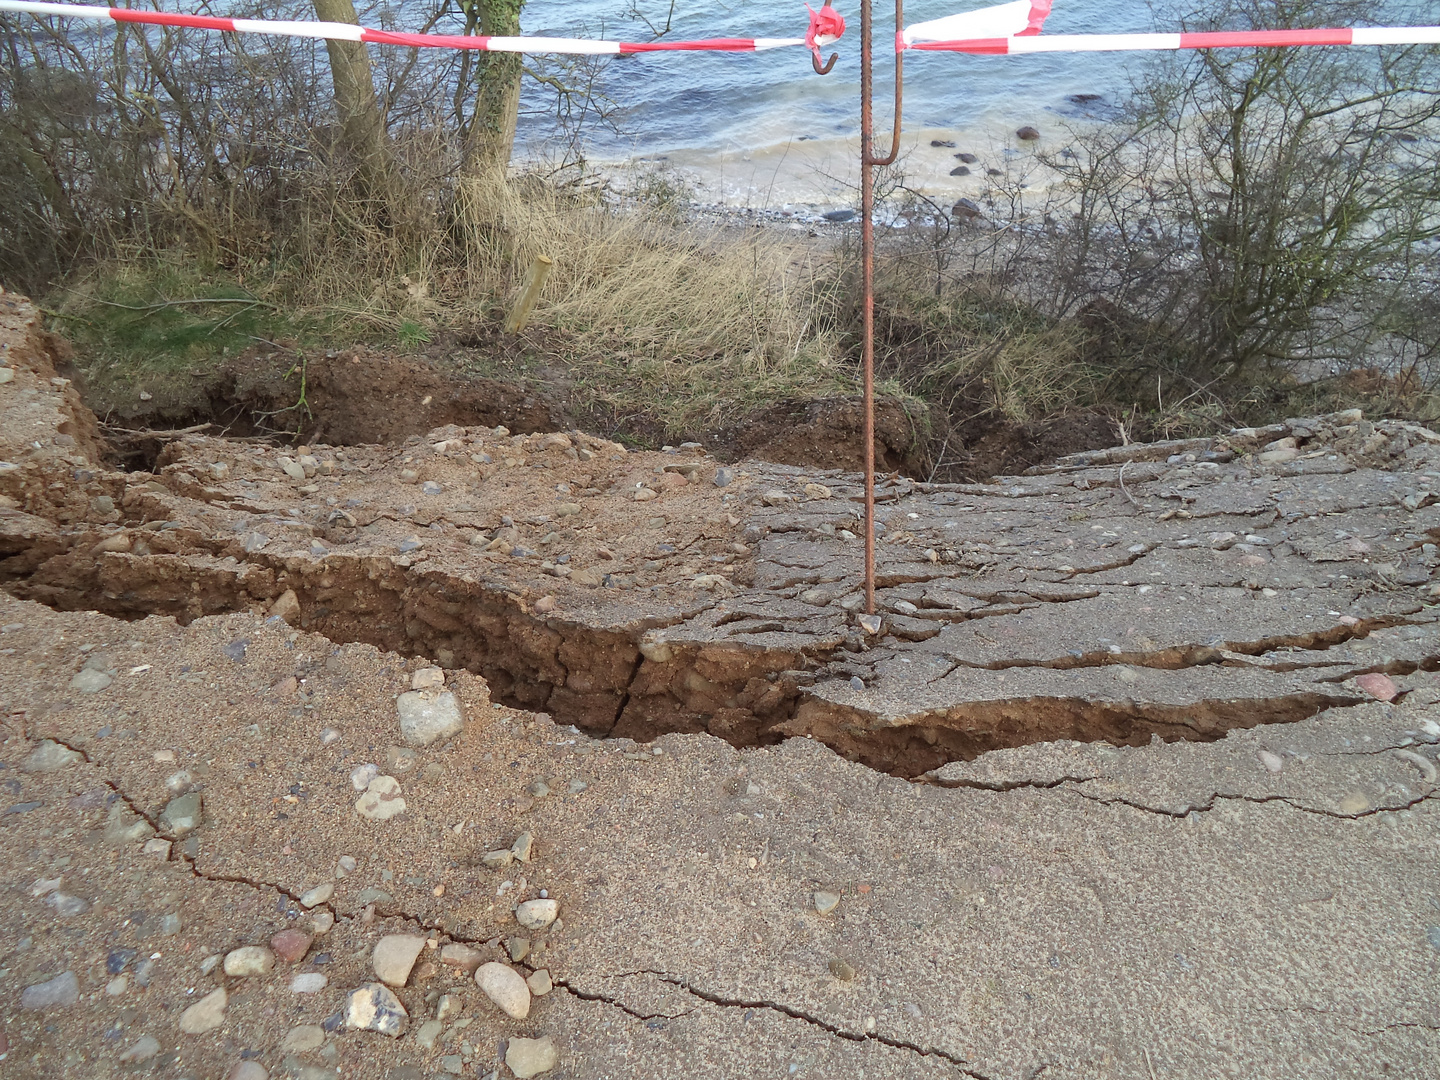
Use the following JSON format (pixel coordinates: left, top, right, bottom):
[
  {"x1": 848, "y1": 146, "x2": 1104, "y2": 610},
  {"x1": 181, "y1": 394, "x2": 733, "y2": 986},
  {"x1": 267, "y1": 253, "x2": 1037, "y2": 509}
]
[{"x1": 860, "y1": 0, "x2": 903, "y2": 617}]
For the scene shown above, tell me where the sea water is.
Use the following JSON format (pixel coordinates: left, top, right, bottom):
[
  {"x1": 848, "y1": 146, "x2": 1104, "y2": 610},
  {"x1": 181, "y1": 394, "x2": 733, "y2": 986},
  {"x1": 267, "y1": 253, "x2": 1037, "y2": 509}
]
[{"x1": 509, "y1": 0, "x2": 1155, "y2": 208}]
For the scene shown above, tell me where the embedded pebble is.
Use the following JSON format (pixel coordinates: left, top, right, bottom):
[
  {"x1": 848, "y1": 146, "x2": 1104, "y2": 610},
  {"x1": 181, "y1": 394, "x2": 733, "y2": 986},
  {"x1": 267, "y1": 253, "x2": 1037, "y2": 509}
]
[
  {"x1": 435, "y1": 993, "x2": 464, "y2": 1021},
  {"x1": 355, "y1": 775, "x2": 407, "y2": 821},
  {"x1": 1336, "y1": 791, "x2": 1372, "y2": 815},
  {"x1": 344, "y1": 982, "x2": 409, "y2": 1036},
  {"x1": 396, "y1": 690, "x2": 464, "y2": 746},
  {"x1": 69, "y1": 668, "x2": 112, "y2": 693},
  {"x1": 505, "y1": 1036, "x2": 559, "y2": 1078},
  {"x1": 415, "y1": 1019, "x2": 444, "y2": 1049},
  {"x1": 1355, "y1": 672, "x2": 1399, "y2": 702},
  {"x1": 118, "y1": 1035, "x2": 161, "y2": 1063},
  {"x1": 814, "y1": 891, "x2": 841, "y2": 915},
  {"x1": 349, "y1": 763, "x2": 379, "y2": 791},
  {"x1": 1257, "y1": 751, "x2": 1284, "y2": 774},
  {"x1": 300, "y1": 883, "x2": 335, "y2": 908},
  {"x1": 527, "y1": 969, "x2": 553, "y2": 996},
  {"x1": 21, "y1": 739, "x2": 82, "y2": 774},
  {"x1": 511, "y1": 831, "x2": 535, "y2": 862},
  {"x1": 828, "y1": 958, "x2": 857, "y2": 982},
  {"x1": 440, "y1": 943, "x2": 485, "y2": 974},
  {"x1": 411, "y1": 666, "x2": 446, "y2": 690},
  {"x1": 483, "y1": 848, "x2": 515, "y2": 869},
  {"x1": 475, "y1": 962, "x2": 531, "y2": 1019},
  {"x1": 515, "y1": 898, "x2": 559, "y2": 930},
  {"x1": 281, "y1": 1025, "x2": 326, "y2": 1053},
  {"x1": 159, "y1": 792, "x2": 203, "y2": 836},
  {"x1": 271, "y1": 929, "x2": 313, "y2": 963},
  {"x1": 179, "y1": 987, "x2": 228, "y2": 1033},
  {"x1": 21, "y1": 971, "x2": 78, "y2": 1009},
  {"x1": 372, "y1": 933, "x2": 427, "y2": 986},
  {"x1": 290, "y1": 972, "x2": 329, "y2": 994},
  {"x1": 224, "y1": 946, "x2": 276, "y2": 977},
  {"x1": 227, "y1": 1062, "x2": 269, "y2": 1080}
]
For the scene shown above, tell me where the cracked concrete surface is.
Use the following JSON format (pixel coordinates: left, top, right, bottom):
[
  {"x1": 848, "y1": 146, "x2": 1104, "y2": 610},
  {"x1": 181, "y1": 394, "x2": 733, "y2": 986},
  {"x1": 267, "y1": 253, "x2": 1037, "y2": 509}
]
[{"x1": 3, "y1": 290, "x2": 1440, "y2": 1077}]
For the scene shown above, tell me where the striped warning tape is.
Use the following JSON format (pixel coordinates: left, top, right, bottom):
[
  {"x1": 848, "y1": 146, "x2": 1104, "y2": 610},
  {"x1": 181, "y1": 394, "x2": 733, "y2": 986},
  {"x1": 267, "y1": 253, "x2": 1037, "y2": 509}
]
[
  {"x1": 901, "y1": 25, "x2": 1440, "y2": 54},
  {"x1": 0, "y1": 0, "x2": 844, "y2": 57}
]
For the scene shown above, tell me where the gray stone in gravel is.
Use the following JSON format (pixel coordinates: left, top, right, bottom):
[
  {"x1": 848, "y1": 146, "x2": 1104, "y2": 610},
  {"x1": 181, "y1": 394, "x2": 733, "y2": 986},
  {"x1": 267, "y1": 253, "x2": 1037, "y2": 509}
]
[
  {"x1": 344, "y1": 983, "x2": 409, "y2": 1036},
  {"x1": 48, "y1": 892, "x2": 91, "y2": 916},
  {"x1": 482, "y1": 848, "x2": 515, "y2": 869},
  {"x1": 69, "y1": 668, "x2": 112, "y2": 693},
  {"x1": 415, "y1": 1019, "x2": 444, "y2": 1049},
  {"x1": 21, "y1": 739, "x2": 81, "y2": 773},
  {"x1": 223, "y1": 946, "x2": 275, "y2": 977},
  {"x1": 435, "y1": 993, "x2": 463, "y2": 1021},
  {"x1": 396, "y1": 690, "x2": 464, "y2": 746},
  {"x1": 179, "y1": 987, "x2": 227, "y2": 1033},
  {"x1": 440, "y1": 1056, "x2": 464, "y2": 1075},
  {"x1": 159, "y1": 791, "x2": 203, "y2": 836},
  {"x1": 371, "y1": 933, "x2": 427, "y2": 986},
  {"x1": 526, "y1": 969, "x2": 553, "y2": 997},
  {"x1": 505, "y1": 1036, "x2": 559, "y2": 1078},
  {"x1": 299, "y1": 882, "x2": 335, "y2": 908},
  {"x1": 354, "y1": 776, "x2": 406, "y2": 821},
  {"x1": 814, "y1": 891, "x2": 841, "y2": 915},
  {"x1": 515, "y1": 898, "x2": 559, "y2": 930},
  {"x1": 226, "y1": 1062, "x2": 269, "y2": 1080},
  {"x1": 474, "y1": 962, "x2": 530, "y2": 1019},
  {"x1": 713, "y1": 467, "x2": 735, "y2": 488},
  {"x1": 506, "y1": 936, "x2": 530, "y2": 963},
  {"x1": 118, "y1": 1035, "x2": 161, "y2": 1063},
  {"x1": 21, "y1": 971, "x2": 78, "y2": 1009},
  {"x1": 281, "y1": 1025, "x2": 326, "y2": 1053},
  {"x1": 510, "y1": 832, "x2": 534, "y2": 862}
]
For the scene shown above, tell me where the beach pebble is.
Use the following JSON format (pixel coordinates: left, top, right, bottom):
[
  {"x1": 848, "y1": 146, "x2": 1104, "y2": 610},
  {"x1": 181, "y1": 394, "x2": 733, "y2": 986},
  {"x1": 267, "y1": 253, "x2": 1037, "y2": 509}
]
[
  {"x1": 1016, "y1": 125, "x2": 1041, "y2": 140},
  {"x1": 223, "y1": 946, "x2": 275, "y2": 977},
  {"x1": 1355, "y1": 672, "x2": 1399, "y2": 702},
  {"x1": 527, "y1": 969, "x2": 553, "y2": 996},
  {"x1": 372, "y1": 934, "x2": 427, "y2": 986},
  {"x1": 355, "y1": 775, "x2": 407, "y2": 820},
  {"x1": 290, "y1": 972, "x2": 329, "y2": 994},
  {"x1": 515, "y1": 898, "x2": 559, "y2": 930},
  {"x1": 1336, "y1": 790, "x2": 1372, "y2": 815},
  {"x1": 20, "y1": 971, "x2": 78, "y2": 1010},
  {"x1": 179, "y1": 987, "x2": 228, "y2": 1034},
  {"x1": 69, "y1": 668, "x2": 112, "y2": 693},
  {"x1": 814, "y1": 891, "x2": 841, "y2": 915},
  {"x1": 299, "y1": 882, "x2": 335, "y2": 908},
  {"x1": 506, "y1": 1036, "x2": 559, "y2": 1078},
  {"x1": 271, "y1": 929, "x2": 312, "y2": 964},
  {"x1": 475, "y1": 962, "x2": 531, "y2": 1019},
  {"x1": 343, "y1": 983, "x2": 409, "y2": 1037},
  {"x1": 435, "y1": 993, "x2": 464, "y2": 1021},
  {"x1": 397, "y1": 690, "x2": 464, "y2": 746},
  {"x1": 440, "y1": 942, "x2": 485, "y2": 974},
  {"x1": 281, "y1": 1025, "x2": 326, "y2": 1053},
  {"x1": 21, "y1": 739, "x2": 82, "y2": 774},
  {"x1": 507, "y1": 936, "x2": 531, "y2": 963},
  {"x1": 118, "y1": 1035, "x2": 160, "y2": 1063},
  {"x1": 159, "y1": 792, "x2": 203, "y2": 836},
  {"x1": 311, "y1": 911, "x2": 335, "y2": 934}
]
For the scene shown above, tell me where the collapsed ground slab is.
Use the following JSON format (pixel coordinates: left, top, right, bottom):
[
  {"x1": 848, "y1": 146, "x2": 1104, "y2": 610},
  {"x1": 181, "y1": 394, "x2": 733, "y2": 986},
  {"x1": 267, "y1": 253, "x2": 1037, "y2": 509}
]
[{"x1": 5, "y1": 290, "x2": 1440, "y2": 775}]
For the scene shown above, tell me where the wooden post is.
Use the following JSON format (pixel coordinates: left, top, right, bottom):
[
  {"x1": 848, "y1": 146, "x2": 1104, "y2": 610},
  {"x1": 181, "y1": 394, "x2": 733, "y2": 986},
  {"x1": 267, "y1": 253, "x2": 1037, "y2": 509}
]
[{"x1": 504, "y1": 255, "x2": 553, "y2": 334}]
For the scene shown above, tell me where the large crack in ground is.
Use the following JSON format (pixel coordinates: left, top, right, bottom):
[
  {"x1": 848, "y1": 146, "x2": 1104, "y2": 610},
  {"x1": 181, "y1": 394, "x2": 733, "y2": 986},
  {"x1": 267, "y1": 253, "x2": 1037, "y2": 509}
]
[{"x1": 6, "y1": 292, "x2": 1440, "y2": 783}]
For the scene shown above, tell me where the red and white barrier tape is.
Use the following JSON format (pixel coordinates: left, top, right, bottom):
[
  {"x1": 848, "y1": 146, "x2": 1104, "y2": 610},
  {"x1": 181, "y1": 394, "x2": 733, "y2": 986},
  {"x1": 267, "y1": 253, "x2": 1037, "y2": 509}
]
[
  {"x1": 0, "y1": 0, "x2": 844, "y2": 58},
  {"x1": 902, "y1": 0, "x2": 1440, "y2": 54}
]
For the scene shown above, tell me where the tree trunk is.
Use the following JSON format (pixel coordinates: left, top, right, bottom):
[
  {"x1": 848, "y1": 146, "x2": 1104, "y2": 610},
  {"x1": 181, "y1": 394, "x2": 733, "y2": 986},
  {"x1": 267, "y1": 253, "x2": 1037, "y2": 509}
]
[
  {"x1": 463, "y1": 0, "x2": 525, "y2": 175},
  {"x1": 312, "y1": 0, "x2": 392, "y2": 187}
]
